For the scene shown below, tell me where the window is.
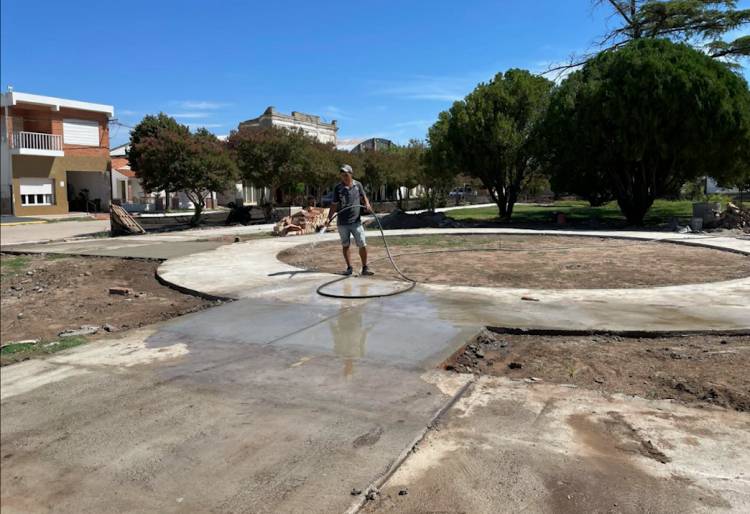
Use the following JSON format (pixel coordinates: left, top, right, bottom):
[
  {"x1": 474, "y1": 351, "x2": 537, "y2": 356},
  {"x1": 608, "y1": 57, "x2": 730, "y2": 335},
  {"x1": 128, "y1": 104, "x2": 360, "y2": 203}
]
[
  {"x1": 20, "y1": 178, "x2": 55, "y2": 206},
  {"x1": 63, "y1": 119, "x2": 100, "y2": 146}
]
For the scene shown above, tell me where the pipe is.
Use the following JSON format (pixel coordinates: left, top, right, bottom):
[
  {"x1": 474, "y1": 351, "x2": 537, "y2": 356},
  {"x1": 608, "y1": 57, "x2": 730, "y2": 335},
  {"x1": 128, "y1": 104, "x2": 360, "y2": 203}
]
[{"x1": 316, "y1": 204, "x2": 417, "y2": 299}]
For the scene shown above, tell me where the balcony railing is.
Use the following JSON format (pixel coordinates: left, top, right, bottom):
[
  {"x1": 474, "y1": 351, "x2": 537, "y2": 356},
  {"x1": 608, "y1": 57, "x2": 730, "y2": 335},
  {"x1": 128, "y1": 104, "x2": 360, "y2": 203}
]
[{"x1": 11, "y1": 131, "x2": 63, "y2": 152}]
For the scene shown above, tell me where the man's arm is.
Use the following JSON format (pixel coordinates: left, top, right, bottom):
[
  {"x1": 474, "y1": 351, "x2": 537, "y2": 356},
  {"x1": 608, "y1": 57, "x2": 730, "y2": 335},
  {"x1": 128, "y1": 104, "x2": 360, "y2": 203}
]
[
  {"x1": 359, "y1": 183, "x2": 372, "y2": 213},
  {"x1": 326, "y1": 201, "x2": 337, "y2": 226}
]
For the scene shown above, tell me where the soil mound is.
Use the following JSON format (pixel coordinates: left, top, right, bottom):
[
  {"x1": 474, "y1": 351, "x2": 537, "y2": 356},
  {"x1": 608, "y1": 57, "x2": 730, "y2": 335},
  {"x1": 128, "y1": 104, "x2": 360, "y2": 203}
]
[{"x1": 373, "y1": 209, "x2": 461, "y2": 229}]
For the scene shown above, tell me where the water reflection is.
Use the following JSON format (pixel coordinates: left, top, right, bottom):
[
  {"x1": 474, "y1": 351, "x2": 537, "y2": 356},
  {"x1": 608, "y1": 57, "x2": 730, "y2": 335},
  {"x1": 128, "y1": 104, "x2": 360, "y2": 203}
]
[{"x1": 329, "y1": 282, "x2": 373, "y2": 379}]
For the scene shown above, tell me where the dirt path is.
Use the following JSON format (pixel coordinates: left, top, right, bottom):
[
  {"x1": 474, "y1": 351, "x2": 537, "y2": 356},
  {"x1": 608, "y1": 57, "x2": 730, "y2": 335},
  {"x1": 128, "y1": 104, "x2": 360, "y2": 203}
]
[
  {"x1": 279, "y1": 234, "x2": 750, "y2": 289},
  {"x1": 1, "y1": 254, "x2": 215, "y2": 358},
  {"x1": 445, "y1": 330, "x2": 750, "y2": 411}
]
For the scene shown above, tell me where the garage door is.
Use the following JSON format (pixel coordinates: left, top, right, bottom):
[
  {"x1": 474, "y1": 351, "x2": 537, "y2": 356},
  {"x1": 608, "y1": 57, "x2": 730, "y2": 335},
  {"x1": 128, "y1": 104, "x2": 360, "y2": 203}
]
[{"x1": 63, "y1": 119, "x2": 100, "y2": 146}]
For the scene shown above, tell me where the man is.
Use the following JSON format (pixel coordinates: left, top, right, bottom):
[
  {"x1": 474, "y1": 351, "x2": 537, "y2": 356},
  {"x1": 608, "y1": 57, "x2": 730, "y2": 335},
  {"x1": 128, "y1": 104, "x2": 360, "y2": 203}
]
[{"x1": 325, "y1": 164, "x2": 374, "y2": 276}]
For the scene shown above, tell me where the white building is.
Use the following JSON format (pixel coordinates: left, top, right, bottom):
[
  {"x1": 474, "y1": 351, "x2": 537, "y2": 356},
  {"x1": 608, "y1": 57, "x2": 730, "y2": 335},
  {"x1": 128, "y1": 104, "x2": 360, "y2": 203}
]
[{"x1": 239, "y1": 106, "x2": 338, "y2": 145}]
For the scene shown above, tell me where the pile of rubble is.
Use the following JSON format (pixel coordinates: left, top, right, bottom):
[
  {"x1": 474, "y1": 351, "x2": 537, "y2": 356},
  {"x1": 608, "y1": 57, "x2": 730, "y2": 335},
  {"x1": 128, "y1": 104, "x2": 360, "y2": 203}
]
[
  {"x1": 372, "y1": 209, "x2": 461, "y2": 230},
  {"x1": 714, "y1": 203, "x2": 750, "y2": 232},
  {"x1": 273, "y1": 207, "x2": 330, "y2": 236}
]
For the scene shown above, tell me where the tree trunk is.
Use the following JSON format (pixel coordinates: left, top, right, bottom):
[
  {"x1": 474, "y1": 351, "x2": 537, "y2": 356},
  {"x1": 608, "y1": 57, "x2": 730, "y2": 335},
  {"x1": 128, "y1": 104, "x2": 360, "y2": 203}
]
[{"x1": 616, "y1": 194, "x2": 653, "y2": 225}]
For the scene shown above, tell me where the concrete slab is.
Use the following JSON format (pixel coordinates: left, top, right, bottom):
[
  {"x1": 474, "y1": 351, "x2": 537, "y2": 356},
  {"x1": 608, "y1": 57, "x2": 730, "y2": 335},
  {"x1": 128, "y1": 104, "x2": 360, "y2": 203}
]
[
  {"x1": 157, "y1": 228, "x2": 750, "y2": 332},
  {"x1": 4, "y1": 239, "x2": 226, "y2": 260},
  {"x1": 0, "y1": 326, "x2": 472, "y2": 514},
  {"x1": 368, "y1": 377, "x2": 750, "y2": 514}
]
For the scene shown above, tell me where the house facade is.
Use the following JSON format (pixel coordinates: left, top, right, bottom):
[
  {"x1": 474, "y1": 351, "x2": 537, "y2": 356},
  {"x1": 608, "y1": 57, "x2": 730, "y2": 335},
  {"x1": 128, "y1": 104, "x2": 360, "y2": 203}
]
[{"x1": 1, "y1": 91, "x2": 114, "y2": 216}]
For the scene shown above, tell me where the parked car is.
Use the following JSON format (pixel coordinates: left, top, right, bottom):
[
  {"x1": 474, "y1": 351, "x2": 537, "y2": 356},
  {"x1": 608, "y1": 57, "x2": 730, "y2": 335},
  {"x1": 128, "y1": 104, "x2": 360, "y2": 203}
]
[{"x1": 448, "y1": 186, "x2": 476, "y2": 199}]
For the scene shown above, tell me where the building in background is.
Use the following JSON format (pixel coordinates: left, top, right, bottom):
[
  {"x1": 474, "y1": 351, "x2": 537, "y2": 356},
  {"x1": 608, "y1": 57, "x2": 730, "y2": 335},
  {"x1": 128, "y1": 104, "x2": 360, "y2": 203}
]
[
  {"x1": 233, "y1": 107, "x2": 338, "y2": 205},
  {"x1": 239, "y1": 106, "x2": 337, "y2": 145},
  {"x1": 350, "y1": 137, "x2": 394, "y2": 154},
  {"x1": 1, "y1": 90, "x2": 114, "y2": 216}
]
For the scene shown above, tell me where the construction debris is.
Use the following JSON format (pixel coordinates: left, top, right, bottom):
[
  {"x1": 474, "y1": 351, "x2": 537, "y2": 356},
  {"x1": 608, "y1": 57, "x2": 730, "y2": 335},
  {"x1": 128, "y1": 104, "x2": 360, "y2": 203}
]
[
  {"x1": 713, "y1": 202, "x2": 750, "y2": 232},
  {"x1": 109, "y1": 286, "x2": 133, "y2": 296},
  {"x1": 110, "y1": 204, "x2": 146, "y2": 236},
  {"x1": 273, "y1": 207, "x2": 331, "y2": 236},
  {"x1": 372, "y1": 209, "x2": 460, "y2": 230}
]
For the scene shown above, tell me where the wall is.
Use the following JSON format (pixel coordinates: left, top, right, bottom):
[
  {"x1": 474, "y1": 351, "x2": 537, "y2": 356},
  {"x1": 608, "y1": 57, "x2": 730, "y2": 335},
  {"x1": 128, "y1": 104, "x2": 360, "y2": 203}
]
[{"x1": 11, "y1": 154, "x2": 109, "y2": 216}]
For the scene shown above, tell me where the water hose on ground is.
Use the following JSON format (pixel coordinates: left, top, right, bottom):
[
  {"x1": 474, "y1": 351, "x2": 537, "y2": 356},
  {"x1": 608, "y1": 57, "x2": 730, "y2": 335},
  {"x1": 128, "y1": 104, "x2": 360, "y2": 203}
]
[{"x1": 316, "y1": 205, "x2": 417, "y2": 299}]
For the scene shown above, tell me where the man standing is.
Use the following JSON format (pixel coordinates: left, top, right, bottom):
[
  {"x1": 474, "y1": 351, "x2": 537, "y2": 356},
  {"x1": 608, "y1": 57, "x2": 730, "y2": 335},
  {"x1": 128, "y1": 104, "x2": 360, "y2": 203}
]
[{"x1": 325, "y1": 164, "x2": 374, "y2": 276}]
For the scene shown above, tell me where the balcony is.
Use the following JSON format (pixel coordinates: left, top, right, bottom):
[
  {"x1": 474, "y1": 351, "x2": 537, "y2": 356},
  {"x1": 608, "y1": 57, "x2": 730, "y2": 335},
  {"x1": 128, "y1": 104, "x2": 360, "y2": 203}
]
[{"x1": 10, "y1": 131, "x2": 64, "y2": 157}]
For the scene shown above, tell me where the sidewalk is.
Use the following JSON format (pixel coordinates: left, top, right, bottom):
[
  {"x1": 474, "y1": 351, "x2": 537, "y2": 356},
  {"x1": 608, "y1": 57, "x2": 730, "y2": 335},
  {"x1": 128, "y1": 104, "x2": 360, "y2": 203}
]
[{"x1": 0, "y1": 219, "x2": 111, "y2": 246}]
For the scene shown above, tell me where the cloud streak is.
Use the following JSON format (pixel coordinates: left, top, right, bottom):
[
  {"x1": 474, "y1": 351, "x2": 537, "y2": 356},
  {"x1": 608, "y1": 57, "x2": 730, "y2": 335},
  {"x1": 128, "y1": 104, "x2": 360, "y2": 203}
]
[
  {"x1": 371, "y1": 74, "x2": 481, "y2": 102},
  {"x1": 173, "y1": 100, "x2": 230, "y2": 110}
]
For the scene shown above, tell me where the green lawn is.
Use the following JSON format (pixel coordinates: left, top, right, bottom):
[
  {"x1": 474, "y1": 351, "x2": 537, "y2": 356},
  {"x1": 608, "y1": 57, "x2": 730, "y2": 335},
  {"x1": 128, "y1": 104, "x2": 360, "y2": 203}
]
[
  {"x1": 0, "y1": 255, "x2": 31, "y2": 275},
  {"x1": 447, "y1": 200, "x2": 693, "y2": 225},
  {"x1": 0, "y1": 336, "x2": 88, "y2": 366}
]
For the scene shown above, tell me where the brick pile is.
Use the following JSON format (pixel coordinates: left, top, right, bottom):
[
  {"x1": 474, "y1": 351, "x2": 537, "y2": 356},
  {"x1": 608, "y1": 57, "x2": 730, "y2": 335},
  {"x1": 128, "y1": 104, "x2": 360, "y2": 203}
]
[{"x1": 273, "y1": 207, "x2": 331, "y2": 236}]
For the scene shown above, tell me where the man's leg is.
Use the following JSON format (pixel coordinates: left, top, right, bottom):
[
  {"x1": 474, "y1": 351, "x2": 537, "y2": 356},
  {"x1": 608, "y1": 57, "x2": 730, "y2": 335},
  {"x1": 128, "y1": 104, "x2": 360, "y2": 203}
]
[
  {"x1": 338, "y1": 224, "x2": 353, "y2": 273},
  {"x1": 358, "y1": 245, "x2": 367, "y2": 267},
  {"x1": 353, "y1": 224, "x2": 373, "y2": 275}
]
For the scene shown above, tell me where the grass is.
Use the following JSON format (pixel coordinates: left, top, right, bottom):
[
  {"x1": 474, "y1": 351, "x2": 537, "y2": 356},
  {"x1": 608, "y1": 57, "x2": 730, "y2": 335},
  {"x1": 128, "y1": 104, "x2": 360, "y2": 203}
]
[
  {"x1": 0, "y1": 256, "x2": 31, "y2": 274},
  {"x1": 0, "y1": 336, "x2": 88, "y2": 365},
  {"x1": 447, "y1": 199, "x2": 693, "y2": 225}
]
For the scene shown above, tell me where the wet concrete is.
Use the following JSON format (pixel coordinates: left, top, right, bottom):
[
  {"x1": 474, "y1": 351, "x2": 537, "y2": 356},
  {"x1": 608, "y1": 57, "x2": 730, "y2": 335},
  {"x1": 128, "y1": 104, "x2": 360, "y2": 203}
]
[
  {"x1": 1, "y1": 323, "x2": 473, "y2": 514},
  {"x1": 157, "y1": 229, "x2": 750, "y2": 332}
]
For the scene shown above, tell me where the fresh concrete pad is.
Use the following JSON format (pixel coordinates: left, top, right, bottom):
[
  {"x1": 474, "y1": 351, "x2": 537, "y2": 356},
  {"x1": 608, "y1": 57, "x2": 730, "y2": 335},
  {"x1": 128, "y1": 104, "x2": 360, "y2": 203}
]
[
  {"x1": 1, "y1": 325, "x2": 472, "y2": 513},
  {"x1": 156, "y1": 228, "x2": 750, "y2": 332},
  {"x1": 368, "y1": 377, "x2": 750, "y2": 513}
]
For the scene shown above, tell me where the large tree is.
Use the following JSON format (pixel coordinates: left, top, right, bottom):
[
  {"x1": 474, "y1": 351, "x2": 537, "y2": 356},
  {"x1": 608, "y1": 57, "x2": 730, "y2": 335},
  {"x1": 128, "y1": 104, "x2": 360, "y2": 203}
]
[
  {"x1": 128, "y1": 113, "x2": 191, "y2": 211},
  {"x1": 130, "y1": 117, "x2": 237, "y2": 225},
  {"x1": 545, "y1": 38, "x2": 750, "y2": 224},
  {"x1": 540, "y1": 72, "x2": 615, "y2": 206},
  {"x1": 551, "y1": 1, "x2": 749, "y2": 74},
  {"x1": 227, "y1": 126, "x2": 308, "y2": 207},
  {"x1": 429, "y1": 69, "x2": 553, "y2": 219}
]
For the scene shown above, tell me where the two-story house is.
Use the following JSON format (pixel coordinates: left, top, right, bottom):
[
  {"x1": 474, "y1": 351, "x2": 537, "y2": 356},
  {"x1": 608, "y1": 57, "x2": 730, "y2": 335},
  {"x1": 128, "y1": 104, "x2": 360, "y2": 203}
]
[{"x1": 1, "y1": 90, "x2": 114, "y2": 216}]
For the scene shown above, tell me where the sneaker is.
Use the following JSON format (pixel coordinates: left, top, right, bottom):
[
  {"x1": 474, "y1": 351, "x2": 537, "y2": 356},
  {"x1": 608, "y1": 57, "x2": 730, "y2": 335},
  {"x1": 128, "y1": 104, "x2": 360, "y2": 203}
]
[
  {"x1": 361, "y1": 266, "x2": 374, "y2": 276},
  {"x1": 342, "y1": 266, "x2": 353, "y2": 276}
]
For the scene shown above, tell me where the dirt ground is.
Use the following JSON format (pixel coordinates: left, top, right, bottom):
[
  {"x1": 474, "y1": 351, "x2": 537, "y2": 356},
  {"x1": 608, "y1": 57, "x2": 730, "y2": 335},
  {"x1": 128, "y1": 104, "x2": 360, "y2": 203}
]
[
  {"x1": 278, "y1": 234, "x2": 750, "y2": 289},
  {"x1": 1, "y1": 253, "x2": 215, "y2": 353},
  {"x1": 445, "y1": 329, "x2": 750, "y2": 411}
]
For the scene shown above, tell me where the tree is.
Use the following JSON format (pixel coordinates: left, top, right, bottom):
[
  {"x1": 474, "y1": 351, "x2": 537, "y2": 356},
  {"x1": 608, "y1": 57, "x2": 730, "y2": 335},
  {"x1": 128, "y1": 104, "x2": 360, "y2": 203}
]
[
  {"x1": 176, "y1": 129, "x2": 238, "y2": 225},
  {"x1": 429, "y1": 69, "x2": 553, "y2": 220},
  {"x1": 540, "y1": 72, "x2": 615, "y2": 206},
  {"x1": 130, "y1": 117, "x2": 237, "y2": 225},
  {"x1": 128, "y1": 113, "x2": 190, "y2": 211},
  {"x1": 423, "y1": 112, "x2": 460, "y2": 212},
  {"x1": 227, "y1": 127, "x2": 310, "y2": 208},
  {"x1": 552, "y1": 1, "x2": 749, "y2": 73},
  {"x1": 545, "y1": 39, "x2": 750, "y2": 224}
]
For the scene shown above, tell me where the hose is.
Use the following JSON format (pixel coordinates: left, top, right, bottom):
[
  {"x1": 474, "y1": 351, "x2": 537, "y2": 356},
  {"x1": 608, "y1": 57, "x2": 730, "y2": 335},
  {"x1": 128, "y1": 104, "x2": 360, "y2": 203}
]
[{"x1": 316, "y1": 205, "x2": 417, "y2": 299}]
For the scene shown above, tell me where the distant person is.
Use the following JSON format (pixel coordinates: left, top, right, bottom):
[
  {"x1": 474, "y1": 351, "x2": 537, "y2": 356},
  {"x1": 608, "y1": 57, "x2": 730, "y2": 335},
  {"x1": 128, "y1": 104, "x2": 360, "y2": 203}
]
[{"x1": 325, "y1": 164, "x2": 374, "y2": 276}]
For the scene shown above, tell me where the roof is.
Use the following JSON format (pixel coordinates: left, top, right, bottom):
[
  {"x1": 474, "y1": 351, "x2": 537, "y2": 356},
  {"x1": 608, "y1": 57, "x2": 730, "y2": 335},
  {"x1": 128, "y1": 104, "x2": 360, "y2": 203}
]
[
  {"x1": 110, "y1": 143, "x2": 129, "y2": 156},
  {"x1": 0, "y1": 91, "x2": 114, "y2": 117}
]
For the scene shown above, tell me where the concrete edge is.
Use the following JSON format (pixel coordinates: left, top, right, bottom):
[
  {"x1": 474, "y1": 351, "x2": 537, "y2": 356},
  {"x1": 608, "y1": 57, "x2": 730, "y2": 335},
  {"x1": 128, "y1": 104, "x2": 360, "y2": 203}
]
[
  {"x1": 345, "y1": 375, "x2": 478, "y2": 514},
  {"x1": 487, "y1": 327, "x2": 750, "y2": 337},
  {"x1": 153, "y1": 269, "x2": 235, "y2": 302}
]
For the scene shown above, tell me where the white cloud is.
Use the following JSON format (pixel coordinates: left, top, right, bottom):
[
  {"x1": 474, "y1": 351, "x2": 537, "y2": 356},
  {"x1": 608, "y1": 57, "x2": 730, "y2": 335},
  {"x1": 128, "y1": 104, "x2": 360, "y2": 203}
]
[
  {"x1": 394, "y1": 119, "x2": 431, "y2": 129},
  {"x1": 372, "y1": 74, "x2": 478, "y2": 101},
  {"x1": 169, "y1": 112, "x2": 211, "y2": 119},
  {"x1": 187, "y1": 123, "x2": 223, "y2": 129},
  {"x1": 175, "y1": 100, "x2": 229, "y2": 110},
  {"x1": 322, "y1": 105, "x2": 353, "y2": 120}
]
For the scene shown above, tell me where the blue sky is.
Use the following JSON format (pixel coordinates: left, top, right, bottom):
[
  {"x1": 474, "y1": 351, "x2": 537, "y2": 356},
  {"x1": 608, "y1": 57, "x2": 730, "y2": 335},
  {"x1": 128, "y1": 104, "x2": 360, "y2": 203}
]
[{"x1": 2, "y1": 0, "x2": 748, "y2": 148}]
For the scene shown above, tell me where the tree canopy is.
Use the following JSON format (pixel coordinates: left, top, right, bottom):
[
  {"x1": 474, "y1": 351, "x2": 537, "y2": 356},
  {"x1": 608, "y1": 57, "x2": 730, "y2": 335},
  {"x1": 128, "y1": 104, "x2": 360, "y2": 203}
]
[
  {"x1": 544, "y1": 38, "x2": 750, "y2": 224},
  {"x1": 427, "y1": 69, "x2": 553, "y2": 219},
  {"x1": 129, "y1": 116, "x2": 237, "y2": 225}
]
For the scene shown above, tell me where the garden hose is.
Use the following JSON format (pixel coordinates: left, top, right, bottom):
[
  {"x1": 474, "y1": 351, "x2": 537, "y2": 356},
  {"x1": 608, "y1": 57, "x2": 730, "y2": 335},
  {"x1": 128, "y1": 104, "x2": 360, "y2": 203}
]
[{"x1": 315, "y1": 205, "x2": 417, "y2": 299}]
